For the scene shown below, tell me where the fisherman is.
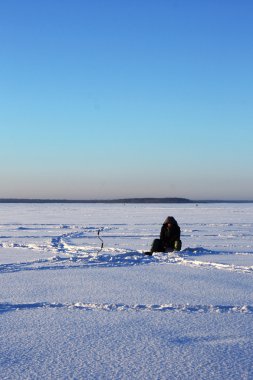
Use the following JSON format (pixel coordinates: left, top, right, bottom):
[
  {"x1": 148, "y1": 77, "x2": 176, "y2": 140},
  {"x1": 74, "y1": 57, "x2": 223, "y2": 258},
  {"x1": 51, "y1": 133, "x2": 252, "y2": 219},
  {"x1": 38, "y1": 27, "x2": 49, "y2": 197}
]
[{"x1": 150, "y1": 216, "x2": 181, "y2": 253}]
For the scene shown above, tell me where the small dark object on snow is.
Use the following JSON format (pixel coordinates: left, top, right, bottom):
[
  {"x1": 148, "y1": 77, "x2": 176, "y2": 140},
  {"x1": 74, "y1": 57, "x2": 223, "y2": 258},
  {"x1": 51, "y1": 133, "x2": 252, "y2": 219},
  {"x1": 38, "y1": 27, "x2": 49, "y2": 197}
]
[{"x1": 144, "y1": 251, "x2": 153, "y2": 256}]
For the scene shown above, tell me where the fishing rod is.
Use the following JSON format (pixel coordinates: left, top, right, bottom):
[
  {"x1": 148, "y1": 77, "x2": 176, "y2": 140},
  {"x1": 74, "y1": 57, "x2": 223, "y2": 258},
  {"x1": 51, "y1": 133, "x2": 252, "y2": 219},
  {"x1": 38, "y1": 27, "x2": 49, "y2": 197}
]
[{"x1": 97, "y1": 229, "x2": 104, "y2": 254}]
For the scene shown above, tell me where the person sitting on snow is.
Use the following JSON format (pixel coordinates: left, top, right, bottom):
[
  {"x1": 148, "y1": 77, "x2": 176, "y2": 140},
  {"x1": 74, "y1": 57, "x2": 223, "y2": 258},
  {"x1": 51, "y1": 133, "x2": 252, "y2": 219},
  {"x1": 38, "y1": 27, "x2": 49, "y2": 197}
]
[{"x1": 150, "y1": 216, "x2": 181, "y2": 253}]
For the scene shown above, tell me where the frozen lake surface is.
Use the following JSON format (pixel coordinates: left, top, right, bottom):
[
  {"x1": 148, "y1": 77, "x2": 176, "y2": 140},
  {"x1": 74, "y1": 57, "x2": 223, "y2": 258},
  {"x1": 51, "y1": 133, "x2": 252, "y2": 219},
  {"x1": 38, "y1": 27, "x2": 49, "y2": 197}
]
[{"x1": 1, "y1": 203, "x2": 253, "y2": 379}]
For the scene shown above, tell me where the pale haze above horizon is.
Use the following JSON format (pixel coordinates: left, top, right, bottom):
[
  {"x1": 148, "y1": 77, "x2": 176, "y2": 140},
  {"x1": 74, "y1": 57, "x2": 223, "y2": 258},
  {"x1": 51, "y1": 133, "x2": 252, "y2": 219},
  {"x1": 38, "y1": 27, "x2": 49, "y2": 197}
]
[{"x1": 1, "y1": 0, "x2": 252, "y2": 201}]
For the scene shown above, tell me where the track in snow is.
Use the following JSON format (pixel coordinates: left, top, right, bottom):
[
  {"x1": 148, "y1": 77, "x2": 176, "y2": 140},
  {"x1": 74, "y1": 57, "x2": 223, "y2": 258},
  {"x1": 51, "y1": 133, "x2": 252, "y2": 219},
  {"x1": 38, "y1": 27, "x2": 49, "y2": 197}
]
[
  {"x1": 1, "y1": 301, "x2": 253, "y2": 314},
  {"x1": 1, "y1": 223, "x2": 253, "y2": 275}
]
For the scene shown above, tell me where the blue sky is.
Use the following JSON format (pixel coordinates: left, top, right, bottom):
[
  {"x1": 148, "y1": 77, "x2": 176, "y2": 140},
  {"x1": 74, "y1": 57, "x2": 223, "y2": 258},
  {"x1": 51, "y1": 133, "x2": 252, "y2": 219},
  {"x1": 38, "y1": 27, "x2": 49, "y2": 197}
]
[{"x1": 0, "y1": 0, "x2": 252, "y2": 200}]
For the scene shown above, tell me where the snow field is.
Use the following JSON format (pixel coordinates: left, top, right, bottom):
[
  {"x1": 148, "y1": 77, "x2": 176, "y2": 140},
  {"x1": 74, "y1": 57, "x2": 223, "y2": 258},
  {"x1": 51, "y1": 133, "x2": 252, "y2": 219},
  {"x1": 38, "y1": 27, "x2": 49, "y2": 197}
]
[{"x1": 0, "y1": 203, "x2": 253, "y2": 379}]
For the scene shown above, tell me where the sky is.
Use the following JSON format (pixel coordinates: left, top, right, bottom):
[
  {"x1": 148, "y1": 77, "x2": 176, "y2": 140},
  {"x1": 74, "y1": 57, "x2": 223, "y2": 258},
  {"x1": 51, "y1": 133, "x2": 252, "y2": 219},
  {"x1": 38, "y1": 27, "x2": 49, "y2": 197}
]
[{"x1": 0, "y1": 0, "x2": 252, "y2": 200}]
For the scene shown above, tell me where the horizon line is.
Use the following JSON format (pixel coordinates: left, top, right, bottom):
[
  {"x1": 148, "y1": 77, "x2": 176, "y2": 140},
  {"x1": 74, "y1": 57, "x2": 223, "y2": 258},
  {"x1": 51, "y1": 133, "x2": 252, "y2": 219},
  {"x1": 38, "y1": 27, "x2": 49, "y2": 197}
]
[{"x1": 0, "y1": 197, "x2": 253, "y2": 204}]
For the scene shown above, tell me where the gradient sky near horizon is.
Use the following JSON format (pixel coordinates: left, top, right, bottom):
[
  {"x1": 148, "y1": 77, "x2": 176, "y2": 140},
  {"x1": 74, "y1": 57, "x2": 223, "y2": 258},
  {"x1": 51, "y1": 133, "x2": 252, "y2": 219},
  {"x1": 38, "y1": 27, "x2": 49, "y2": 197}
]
[{"x1": 1, "y1": 0, "x2": 252, "y2": 200}]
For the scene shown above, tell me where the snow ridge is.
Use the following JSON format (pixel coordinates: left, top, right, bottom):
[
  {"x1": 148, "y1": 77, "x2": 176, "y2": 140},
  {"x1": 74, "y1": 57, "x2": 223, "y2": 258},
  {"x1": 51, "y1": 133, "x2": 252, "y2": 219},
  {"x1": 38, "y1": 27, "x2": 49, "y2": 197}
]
[
  {"x1": 0, "y1": 250, "x2": 253, "y2": 275},
  {"x1": 1, "y1": 301, "x2": 252, "y2": 314},
  {"x1": 163, "y1": 253, "x2": 253, "y2": 274}
]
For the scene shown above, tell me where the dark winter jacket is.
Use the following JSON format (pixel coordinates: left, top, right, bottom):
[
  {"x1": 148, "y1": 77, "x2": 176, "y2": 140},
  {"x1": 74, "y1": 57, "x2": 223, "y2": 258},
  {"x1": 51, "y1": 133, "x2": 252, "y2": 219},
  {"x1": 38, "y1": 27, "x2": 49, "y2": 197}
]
[{"x1": 160, "y1": 216, "x2": 181, "y2": 250}]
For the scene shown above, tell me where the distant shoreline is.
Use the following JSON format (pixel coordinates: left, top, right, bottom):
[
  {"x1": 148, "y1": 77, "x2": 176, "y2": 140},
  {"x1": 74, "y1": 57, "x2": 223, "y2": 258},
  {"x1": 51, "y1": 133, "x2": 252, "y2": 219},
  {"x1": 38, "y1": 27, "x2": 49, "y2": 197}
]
[{"x1": 0, "y1": 198, "x2": 253, "y2": 204}]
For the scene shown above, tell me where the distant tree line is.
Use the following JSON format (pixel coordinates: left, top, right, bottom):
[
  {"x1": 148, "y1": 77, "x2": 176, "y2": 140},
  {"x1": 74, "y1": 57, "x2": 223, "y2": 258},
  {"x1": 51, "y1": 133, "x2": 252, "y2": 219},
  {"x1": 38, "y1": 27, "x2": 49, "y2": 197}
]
[{"x1": 0, "y1": 198, "x2": 252, "y2": 204}]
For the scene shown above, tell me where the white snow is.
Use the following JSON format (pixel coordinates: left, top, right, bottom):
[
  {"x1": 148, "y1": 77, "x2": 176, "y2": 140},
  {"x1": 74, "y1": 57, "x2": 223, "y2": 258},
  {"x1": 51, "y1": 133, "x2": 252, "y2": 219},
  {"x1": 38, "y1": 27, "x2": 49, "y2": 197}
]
[{"x1": 1, "y1": 203, "x2": 253, "y2": 379}]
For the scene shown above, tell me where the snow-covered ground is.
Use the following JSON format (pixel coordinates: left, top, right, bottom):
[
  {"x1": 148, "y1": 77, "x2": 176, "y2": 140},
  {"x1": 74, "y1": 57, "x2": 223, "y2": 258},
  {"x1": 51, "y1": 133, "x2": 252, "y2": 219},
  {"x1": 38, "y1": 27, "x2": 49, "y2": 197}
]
[{"x1": 1, "y1": 203, "x2": 253, "y2": 379}]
